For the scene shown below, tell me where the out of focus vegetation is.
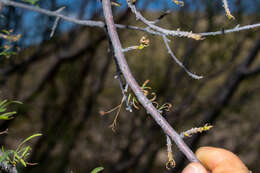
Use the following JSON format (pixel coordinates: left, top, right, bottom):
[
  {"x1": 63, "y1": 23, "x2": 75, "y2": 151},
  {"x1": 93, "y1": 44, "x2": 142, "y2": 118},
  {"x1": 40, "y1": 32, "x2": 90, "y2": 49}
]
[{"x1": 0, "y1": 0, "x2": 259, "y2": 172}]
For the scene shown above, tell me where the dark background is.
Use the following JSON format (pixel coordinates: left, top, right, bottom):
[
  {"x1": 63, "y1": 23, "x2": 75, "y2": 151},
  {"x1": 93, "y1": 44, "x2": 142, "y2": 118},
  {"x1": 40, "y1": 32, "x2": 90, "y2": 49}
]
[{"x1": 0, "y1": 0, "x2": 260, "y2": 172}]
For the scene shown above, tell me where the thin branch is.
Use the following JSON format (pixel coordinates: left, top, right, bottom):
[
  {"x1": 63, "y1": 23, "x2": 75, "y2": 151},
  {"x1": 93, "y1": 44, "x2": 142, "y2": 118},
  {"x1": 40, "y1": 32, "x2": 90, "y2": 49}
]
[
  {"x1": 221, "y1": 0, "x2": 235, "y2": 20},
  {"x1": 105, "y1": 28, "x2": 133, "y2": 112},
  {"x1": 0, "y1": 0, "x2": 259, "y2": 38},
  {"x1": 0, "y1": 0, "x2": 105, "y2": 27},
  {"x1": 102, "y1": 0, "x2": 200, "y2": 164},
  {"x1": 162, "y1": 35, "x2": 203, "y2": 79},
  {"x1": 50, "y1": 6, "x2": 65, "y2": 38},
  {"x1": 126, "y1": 0, "x2": 203, "y2": 40},
  {"x1": 166, "y1": 135, "x2": 175, "y2": 169},
  {"x1": 200, "y1": 23, "x2": 260, "y2": 36},
  {"x1": 180, "y1": 124, "x2": 213, "y2": 138},
  {"x1": 151, "y1": 10, "x2": 171, "y2": 24},
  {"x1": 122, "y1": 46, "x2": 139, "y2": 52}
]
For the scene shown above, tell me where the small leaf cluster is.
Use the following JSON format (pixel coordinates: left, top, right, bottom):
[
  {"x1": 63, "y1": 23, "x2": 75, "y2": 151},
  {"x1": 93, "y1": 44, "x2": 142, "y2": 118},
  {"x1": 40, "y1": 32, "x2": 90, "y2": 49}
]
[
  {"x1": 0, "y1": 100, "x2": 22, "y2": 120},
  {"x1": 100, "y1": 80, "x2": 172, "y2": 131},
  {"x1": 0, "y1": 133, "x2": 42, "y2": 167},
  {"x1": 128, "y1": 80, "x2": 172, "y2": 112}
]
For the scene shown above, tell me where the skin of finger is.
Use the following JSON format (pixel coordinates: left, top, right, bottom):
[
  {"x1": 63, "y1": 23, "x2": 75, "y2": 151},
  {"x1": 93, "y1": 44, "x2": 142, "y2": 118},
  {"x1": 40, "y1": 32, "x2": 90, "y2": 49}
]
[
  {"x1": 181, "y1": 162, "x2": 208, "y2": 173},
  {"x1": 196, "y1": 147, "x2": 249, "y2": 173}
]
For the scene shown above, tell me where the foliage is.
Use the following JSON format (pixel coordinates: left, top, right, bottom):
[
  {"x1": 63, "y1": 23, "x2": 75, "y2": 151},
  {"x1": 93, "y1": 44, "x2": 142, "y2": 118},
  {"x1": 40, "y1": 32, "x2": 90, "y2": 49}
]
[
  {"x1": 91, "y1": 167, "x2": 104, "y2": 173},
  {"x1": 0, "y1": 30, "x2": 41, "y2": 171},
  {"x1": 0, "y1": 0, "x2": 259, "y2": 172},
  {"x1": 100, "y1": 80, "x2": 172, "y2": 131},
  {"x1": 0, "y1": 100, "x2": 22, "y2": 120},
  {"x1": 0, "y1": 133, "x2": 42, "y2": 167}
]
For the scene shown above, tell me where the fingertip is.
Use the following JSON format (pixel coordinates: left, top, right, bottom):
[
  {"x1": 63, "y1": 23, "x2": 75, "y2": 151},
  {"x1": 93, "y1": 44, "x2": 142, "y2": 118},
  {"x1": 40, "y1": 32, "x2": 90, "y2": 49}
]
[
  {"x1": 182, "y1": 162, "x2": 207, "y2": 173},
  {"x1": 196, "y1": 146, "x2": 249, "y2": 172}
]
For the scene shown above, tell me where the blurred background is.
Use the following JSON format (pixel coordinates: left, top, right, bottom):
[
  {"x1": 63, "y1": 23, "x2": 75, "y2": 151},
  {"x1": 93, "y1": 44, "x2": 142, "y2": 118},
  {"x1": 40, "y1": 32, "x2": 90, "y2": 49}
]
[{"x1": 0, "y1": 0, "x2": 260, "y2": 172}]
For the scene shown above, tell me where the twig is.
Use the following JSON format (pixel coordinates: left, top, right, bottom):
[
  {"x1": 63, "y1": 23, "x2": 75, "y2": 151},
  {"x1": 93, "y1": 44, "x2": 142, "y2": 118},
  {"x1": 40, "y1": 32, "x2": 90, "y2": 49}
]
[
  {"x1": 0, "y1": 0, "x2": 258, "y2": 38},
  {"x1": 50, "y1": 6, "x2": 65, "y2": 38},
  {"x1": 166, "y1": 135, "x2": 175, "y2": 169},
  {"x1": 0, "y1": 0, "x2": 105, "y2": 27},
  {"x1": 126, "y1": 0, "x2": 204, "y2": 40},
  {"x1": 122, "y1": 46, "x2": 139, "y2": 52},
  {"x1": 200, "y1": 23, "x2": 260, "y2": 36},
  {"x1": 105, "y1": 28, "x2": 133, "y2": 112},
  {"x1": 180, "y1": 124, "x2": 213, "y2": 138},
  {"x1": 151, "y1": 10, "x2": 171, "y2": 24},
  {"x1": 102, "y1": 0, "x2": 200, "y2": 164},
  {"x1": 162, "y1": 35, "x2": 203, "y2": 79},
  {"x1": 222, "y1": 0, "x2": 235, "y2": 20}
]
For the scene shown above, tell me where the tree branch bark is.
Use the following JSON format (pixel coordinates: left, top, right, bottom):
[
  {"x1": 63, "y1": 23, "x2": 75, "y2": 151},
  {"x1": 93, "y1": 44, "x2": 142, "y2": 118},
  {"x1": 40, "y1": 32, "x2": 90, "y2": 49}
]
[{"x1": 102, "y1": 0, "x2": 200, "y2": 164}]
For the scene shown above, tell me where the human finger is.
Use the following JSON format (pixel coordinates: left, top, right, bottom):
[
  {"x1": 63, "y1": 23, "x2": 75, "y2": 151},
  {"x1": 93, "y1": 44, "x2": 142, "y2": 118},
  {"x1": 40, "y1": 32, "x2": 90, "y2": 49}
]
[
  {"x1": 196, "y1": 147, "x2": 250, "y2": 173},
  {"x1": 182, "y1": 162, "x2": 208, "y2": 173}
]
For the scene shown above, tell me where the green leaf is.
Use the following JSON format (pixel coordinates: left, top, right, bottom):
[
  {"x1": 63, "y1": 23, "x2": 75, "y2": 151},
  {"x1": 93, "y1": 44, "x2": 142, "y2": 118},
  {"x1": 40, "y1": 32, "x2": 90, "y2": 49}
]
[
  {"x1": 91, "y1": 167, "x2": 104, "y2": 173},
  {"x1": 15, "y1": 153, "x2": 26, "y2": 167},
  {"x1": 0, "y1": 100, "x2": 8, "y2": 111},
  {"x1": 0, "y1": 100, "x2": 22, "y2": 113},
  {"x1": 0, "y1": 111, "x2": 17, "y2": 120},
  {"x1": 0, "y1": 150, "x2": 13, "y2": 163},
  {"x1": 20, "y1": 146, "x2": 31, "y2": 158},
  {"x1": 0, "y1": 106, "x2": 7, "y2": 113},
  {"x1": 2, "y1": 101, "x2": 22, "y2": 108},
  {"x1": 16, "y1": 133, "x2": 42, "y2": 152}
]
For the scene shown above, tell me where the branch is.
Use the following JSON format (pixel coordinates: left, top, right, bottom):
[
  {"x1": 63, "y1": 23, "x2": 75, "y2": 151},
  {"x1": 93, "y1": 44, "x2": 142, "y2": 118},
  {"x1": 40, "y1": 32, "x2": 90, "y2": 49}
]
[
  {"x1": 122, "y1": 46, "x2": 139, "y2": 52},
  {"x1": 102, "y1": 0, "x2": 200, "y2": 164},
  {"x1": 126, "y1": 0, "x2": 203, "y2": 40},
  {"x1": 151, "y1": 10, "x2": 171, "y2": 24},
  {"x1": 105, "y1": 28, "x2": 133, "y2": 112},
  {"x1": 200, "y1": 23, "x2": 260, "y2": 36},
  {"x1": 221, "y1": 0, "x2": 235, "y2": 20},
  {"x1": 0, "y1": 0, "x2": 105, "y2": 27},
  {"x1": 162, "y1": 35, "x2": 203, "y2": 79},
  {"x1": 1, "y1": 0, "x2": 259, "y2": 38},
  {"x1": 50, "y1": 6, "x2": 65, "y2": 38}
]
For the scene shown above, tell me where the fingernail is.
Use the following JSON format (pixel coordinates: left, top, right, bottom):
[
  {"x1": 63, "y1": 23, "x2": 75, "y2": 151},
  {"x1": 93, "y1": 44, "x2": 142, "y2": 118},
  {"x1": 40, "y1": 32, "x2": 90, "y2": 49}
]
[
  {"x1": 182, "y1": 164, "x2": 196, "y2": 173},
  {"x1": 182, "y1": 163, "x2": 206, "y2": 173}
]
